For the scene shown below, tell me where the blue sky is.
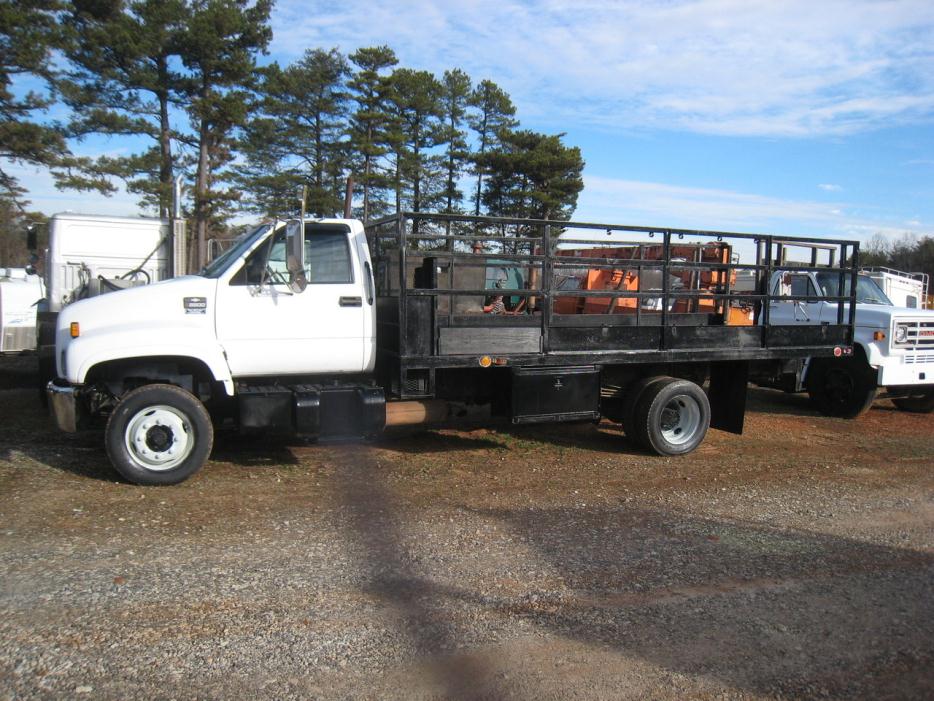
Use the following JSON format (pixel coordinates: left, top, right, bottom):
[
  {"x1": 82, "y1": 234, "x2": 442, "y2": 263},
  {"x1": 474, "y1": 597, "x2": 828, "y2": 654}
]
[{"x1": 11, "y1": 0, "x2": 934, "y2": 249}]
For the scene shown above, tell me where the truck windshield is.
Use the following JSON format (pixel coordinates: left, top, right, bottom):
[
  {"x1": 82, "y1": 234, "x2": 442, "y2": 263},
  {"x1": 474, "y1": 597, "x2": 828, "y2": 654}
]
[
  {"x1": 198, "y1": 224, "x2": 272, "y2": 278},
  {"x1": 816, "y1": 273, "x2": 893, "y2": 305}
]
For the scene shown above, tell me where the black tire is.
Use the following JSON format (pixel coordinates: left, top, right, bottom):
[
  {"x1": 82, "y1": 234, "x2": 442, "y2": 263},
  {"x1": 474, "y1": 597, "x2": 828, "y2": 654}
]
[
  {"x1": 891, "y1": 390, "x2": 934, "y2": 414},
  {"x1": 617, "y1": 375, "x2": 669, "y2": 439},
  {"x1": 105, "y1": 383, "x2": 213, "y2": 485},
  {"x1": 631, "y1": 377, "x2": 710, "y2": 455},
  {"x1": 807, "y1": 358, "x2": 877, "y2": 418}
]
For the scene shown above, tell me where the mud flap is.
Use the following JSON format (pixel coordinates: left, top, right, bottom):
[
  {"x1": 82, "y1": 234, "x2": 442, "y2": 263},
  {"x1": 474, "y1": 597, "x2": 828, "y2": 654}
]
[{"x1": 708, "y1": 361, "x2": 748, "y2": 435}]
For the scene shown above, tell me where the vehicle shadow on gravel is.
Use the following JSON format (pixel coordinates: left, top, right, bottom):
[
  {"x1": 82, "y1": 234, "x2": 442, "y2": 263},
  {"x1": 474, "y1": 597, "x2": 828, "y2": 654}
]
[
  {"x1": 0, "y1": 354, "x2": 39, "y2": 390},
  {"x1": 743, "y1": 386, "x2": 821, "y2": 417},
  {"x1": 376, "y1": 422, "x2": 645, "y2": 458},
  {"x1": 459, "y1": 506, "x2": 933, "y2": 698},
  {"x1": 335, "y1": 456, "x2": 933, "y2": 699},
  {"x1": 208, "y1": 432, "x2": 303, "y2": 468}
]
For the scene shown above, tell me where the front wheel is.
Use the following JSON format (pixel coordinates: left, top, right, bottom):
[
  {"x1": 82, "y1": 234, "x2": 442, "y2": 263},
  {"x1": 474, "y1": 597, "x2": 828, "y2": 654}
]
[
  {"x1": 891, "y1": 390, "x2": 934, "y2": 414},
  {"x1": 631, "y1": 377, "x2": 711, "y2": 456},
  {"x1": 807, "y1": 358, "x2": 877, "y2": 418},
  {"x1": 105, "y1": 384, "x2": 213, "y2": 485}
]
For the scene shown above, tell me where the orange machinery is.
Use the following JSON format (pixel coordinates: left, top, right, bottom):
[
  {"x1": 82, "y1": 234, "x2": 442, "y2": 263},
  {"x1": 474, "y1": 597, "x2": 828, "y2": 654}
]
[{"x1": 552, "y1": 242, "x2": 753, "y2": 325}]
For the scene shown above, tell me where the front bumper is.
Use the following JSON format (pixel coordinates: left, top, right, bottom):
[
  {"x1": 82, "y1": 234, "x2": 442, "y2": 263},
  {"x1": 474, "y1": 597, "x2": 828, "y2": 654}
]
[
  {"x1": 47, "y1": 381, "x2": 78, "y2": 433},
  {"x1": 877, "y1": 356, "x2": 934, "y2": 388}
]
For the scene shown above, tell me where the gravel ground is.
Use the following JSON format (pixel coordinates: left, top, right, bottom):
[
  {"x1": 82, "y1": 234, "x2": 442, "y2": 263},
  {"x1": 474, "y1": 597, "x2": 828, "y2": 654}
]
[{"x1": 1, "y1": 354, "x2": 932, "y2": 700}]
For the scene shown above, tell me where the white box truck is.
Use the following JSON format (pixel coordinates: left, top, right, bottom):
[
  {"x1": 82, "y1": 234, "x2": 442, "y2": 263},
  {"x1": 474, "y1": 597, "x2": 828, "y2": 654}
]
[
  {"x1": 36, "y1": 214, "x2": 173, "y2": 391},
  {"x1": 861, "y1": 267, "x2": 928, "y2": 309}
]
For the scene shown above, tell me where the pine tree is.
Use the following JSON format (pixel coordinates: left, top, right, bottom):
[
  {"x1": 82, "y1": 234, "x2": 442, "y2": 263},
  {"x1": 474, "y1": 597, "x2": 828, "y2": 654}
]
[
  {"x1": 481, "y1": 130, "x2": 584, "y2": 221},
  {"x1": 467, "y1": 80, "x2": 517, "y2": 216},
  {"x1": 240, "y1": 48, "x2": 349, "y2": 218},
  {"x1": 385, "y1": 68, "x2": 445, "y2": 218},
  {"x1": 178, "y1": 0, "x2": 272, "y2": 269},
  {"x1": 60, "y1": 0, "x2": 190, "y2": 216},
  {"x1": 439, "y1": 69, "x2": 471, "y2": 214},
  {"x1": 347, "y1": 46, "x2": 396, "y2": 221},
  {"x1": 0, "y1": 0, "x2": 70, "y2": 203}
]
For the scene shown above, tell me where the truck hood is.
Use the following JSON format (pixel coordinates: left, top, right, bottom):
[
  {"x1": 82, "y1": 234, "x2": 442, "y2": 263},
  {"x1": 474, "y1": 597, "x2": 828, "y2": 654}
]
[{"x1": 58, "y1": 276, "x2": 217, "y2": 337}]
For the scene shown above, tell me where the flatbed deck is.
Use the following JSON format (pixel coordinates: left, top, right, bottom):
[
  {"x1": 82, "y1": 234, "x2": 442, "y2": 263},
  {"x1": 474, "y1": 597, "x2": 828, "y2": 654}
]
[{"x1": 366, "y1": 213, "x2": 859, "y2": 399}]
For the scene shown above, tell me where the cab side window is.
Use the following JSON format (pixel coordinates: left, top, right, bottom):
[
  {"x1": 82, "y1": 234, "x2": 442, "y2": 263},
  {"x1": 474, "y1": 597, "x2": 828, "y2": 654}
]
[
  {"x1": 230, "y1": 230, "x2": 353, "y2": 286},
  {"x1": 230, "y1": 231, "x2": 287, "y2": 286},
  {"x1": 773, "y1": 274, "x2": 818, "y2": 298},
  {"x1": 305, "y1": 232, "x2": 353, "y2": 284}
]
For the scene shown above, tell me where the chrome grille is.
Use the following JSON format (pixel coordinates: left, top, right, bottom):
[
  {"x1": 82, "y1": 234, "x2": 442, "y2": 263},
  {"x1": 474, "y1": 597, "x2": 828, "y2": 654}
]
[
  {"x1": 904, "y1": 352, "x2": 934, "y2": 365},
  {"x1": 895, "y1": 319, "x2": 934, "y2": 349}
]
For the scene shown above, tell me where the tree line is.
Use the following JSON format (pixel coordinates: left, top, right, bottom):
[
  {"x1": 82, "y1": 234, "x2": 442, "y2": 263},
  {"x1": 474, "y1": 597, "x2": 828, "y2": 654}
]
[{"x1": 0, "y1": 0, "x2": 584, "y2": 268}]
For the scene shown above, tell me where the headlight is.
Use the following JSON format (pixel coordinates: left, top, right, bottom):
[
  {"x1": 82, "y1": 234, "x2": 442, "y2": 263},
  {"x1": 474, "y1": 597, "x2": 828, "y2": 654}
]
[{"x1": 894, "y1": 324, "x2": 909, "y2": 344}]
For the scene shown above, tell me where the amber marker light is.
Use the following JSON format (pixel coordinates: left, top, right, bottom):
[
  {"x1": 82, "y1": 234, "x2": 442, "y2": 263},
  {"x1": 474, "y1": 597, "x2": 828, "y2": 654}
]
[
  {"x1": 478, "y1": 355, "x2": 492, "y2": 368},
  {"x1": 70, "y1": 322, "x2": 80, "y2": 338},
  {"x1": 873, "y1": 331, "x2": 886, "y2": 341}
]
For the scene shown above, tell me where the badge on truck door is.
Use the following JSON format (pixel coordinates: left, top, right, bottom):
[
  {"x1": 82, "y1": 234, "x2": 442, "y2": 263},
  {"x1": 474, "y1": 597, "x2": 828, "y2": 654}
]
[{"x1": 183, "y1": 297, "x2": 207, "y2": 314}]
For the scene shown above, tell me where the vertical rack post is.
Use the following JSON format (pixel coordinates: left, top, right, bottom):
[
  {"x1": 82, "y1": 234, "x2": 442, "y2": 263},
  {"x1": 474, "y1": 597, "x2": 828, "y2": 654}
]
[
  {"x1": 542, "y1": 224, "x2": 552, "y2": 354},
  {"x1": 661, "y1": 230, "x2": 671, "y2": 349}
]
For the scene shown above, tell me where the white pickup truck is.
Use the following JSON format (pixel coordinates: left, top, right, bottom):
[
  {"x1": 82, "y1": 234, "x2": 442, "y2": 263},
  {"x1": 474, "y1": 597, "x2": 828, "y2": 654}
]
[{"x1": 765, "y1": 268, "x2": 934, "y2": 416}]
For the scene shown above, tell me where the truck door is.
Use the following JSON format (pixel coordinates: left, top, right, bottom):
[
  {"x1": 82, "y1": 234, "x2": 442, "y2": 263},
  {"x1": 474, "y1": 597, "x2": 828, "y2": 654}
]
[
  {"x1": 215, "y1": 225, "x2": 366, "y2": 377},
  {"x1": 768, "y1": 272, "x2": 822, "y2": 325}
]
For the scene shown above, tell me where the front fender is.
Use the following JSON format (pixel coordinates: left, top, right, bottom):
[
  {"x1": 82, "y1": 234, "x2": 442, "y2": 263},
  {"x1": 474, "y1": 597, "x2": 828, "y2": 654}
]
[{"x1": 65, "y1": 328, "x2": 234, "y2": 396}]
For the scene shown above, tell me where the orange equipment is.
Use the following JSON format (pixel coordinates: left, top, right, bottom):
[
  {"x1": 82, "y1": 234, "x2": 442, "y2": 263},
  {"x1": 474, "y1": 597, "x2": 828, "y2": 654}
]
[{"x1": 553, "y1": 242, "x2": 753, "y2": 325}]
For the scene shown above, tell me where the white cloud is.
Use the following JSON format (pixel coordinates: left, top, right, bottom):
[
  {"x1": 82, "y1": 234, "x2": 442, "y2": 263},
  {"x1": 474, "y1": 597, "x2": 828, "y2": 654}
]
[
  {"x1": 272, "y1": 0, "x2": 934, "y2": 138},
  {"x1": 819, "y1": 184, "x2": 843, "y2": 192},
  {"x1": 576, "y1": 175, "x2": 927, "y2": 249}
]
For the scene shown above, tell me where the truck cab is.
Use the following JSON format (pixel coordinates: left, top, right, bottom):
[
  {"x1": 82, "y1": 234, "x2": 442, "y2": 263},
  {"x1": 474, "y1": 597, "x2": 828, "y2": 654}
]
[
  {"x1": 53, "y1": 218, "x2": 375, "y2": 392},
  {"x1": 767, "y1": 269, "x2": 934, "y2": 415}
]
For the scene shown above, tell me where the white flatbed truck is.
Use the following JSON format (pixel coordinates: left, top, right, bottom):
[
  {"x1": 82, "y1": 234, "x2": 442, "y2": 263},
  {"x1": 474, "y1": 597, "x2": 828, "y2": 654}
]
[{"x1": 47, "y1": 214, "x2": 860, "y2": 485}]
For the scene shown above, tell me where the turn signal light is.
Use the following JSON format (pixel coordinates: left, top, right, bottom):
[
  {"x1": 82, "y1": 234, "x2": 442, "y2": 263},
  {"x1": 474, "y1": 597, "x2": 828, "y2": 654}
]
[
  {"x1": 873, "y1": 331, "x2": 886, "y2": 341},
  {"x1": 478, "y1": 355, "x2": 492, "y2": 368},
  {"x1": 69, "y1": 322, "x2": 80, "y2": 338}
]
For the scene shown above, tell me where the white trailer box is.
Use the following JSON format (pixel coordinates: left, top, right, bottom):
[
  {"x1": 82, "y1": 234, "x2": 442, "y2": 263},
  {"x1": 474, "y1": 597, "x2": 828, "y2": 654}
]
[
  {"x1": 45, "y1": 213, "x2": 171, "y2": 313},
  {"x1": 0, "y1": 268, "x2": 44, "y2": 353}
]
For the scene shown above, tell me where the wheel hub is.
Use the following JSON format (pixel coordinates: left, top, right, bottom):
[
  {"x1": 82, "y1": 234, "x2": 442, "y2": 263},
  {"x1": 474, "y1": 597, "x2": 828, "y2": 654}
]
[
  {"x1": 145, "y1": 424, "x2": 174, "y2": 452},
  {"x1": 659, "y1": 395, "x2": 702, "y2": 446},
  {"x1": 124, "y1": 405, "x2": 194, "y2": 471}
]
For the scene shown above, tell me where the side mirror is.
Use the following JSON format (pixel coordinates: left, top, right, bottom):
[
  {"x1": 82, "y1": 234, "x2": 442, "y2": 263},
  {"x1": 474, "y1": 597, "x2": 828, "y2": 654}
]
[
  {"x1": 26, "y1": 225, "x2": 37, "y2": 252},
  {"x1": 285, "y1": 220, "x2": 306, "y2": 294},
  {"x1": 287, "y1": 255, "x2": 307, "y2": 293}
]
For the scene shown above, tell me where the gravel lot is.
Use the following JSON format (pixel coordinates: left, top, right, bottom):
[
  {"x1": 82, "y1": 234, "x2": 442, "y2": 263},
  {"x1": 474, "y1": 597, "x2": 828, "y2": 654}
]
[{"x1": 1, "y1": 355, "x2": 932, "y2": 700}]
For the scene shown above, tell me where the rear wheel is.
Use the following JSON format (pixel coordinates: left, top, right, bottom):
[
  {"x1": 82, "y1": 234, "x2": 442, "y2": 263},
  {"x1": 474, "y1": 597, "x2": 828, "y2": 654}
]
[
  {"x1": 618, "y1": 375, "x2": 668, "y2": 439},
  {"x1": 807, "y1": 358, "x2": 877, "y2": 418},
  {"x1": 105, "y1": 383, "x2": 213, "y2": 485},
  {"x1": 631, "y1": 377, "x2": 710, "y2": 456},
  {"x1": 891, "y1": 390, "x2": 934, "y2": 414}
]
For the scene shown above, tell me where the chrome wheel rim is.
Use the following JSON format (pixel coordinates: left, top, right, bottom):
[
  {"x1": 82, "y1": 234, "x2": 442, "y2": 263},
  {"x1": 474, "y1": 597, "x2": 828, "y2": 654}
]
[
  {"x1": 659, "y1": 394, "x2": 702, "y2": 446},
  {"x1": 124, "y1": 405, "x2": 194, "y2": 471}
]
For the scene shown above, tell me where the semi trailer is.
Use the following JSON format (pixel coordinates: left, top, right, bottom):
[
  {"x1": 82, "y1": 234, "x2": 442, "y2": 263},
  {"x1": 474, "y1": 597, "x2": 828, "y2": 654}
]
[{"x1": 47, "y1": 213, "x2": 860, "y2": 485}]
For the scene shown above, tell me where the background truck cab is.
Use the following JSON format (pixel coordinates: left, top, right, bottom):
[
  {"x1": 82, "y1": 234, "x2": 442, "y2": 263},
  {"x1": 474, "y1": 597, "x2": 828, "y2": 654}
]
[{"x1": 766, "y1": 267, "x2": 934, "y2": 415}]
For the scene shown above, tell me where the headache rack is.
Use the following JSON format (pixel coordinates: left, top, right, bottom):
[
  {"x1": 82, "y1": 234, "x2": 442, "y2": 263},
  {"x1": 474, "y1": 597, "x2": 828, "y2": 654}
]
[{"x1": 365, "y1": 213, "x2": 859, "y2": 398}]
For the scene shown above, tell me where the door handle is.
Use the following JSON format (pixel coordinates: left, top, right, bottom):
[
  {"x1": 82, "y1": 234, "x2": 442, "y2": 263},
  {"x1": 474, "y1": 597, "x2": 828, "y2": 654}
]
[{"x1": 339, "y1": 296, "x2": 362, "y2": 307}]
